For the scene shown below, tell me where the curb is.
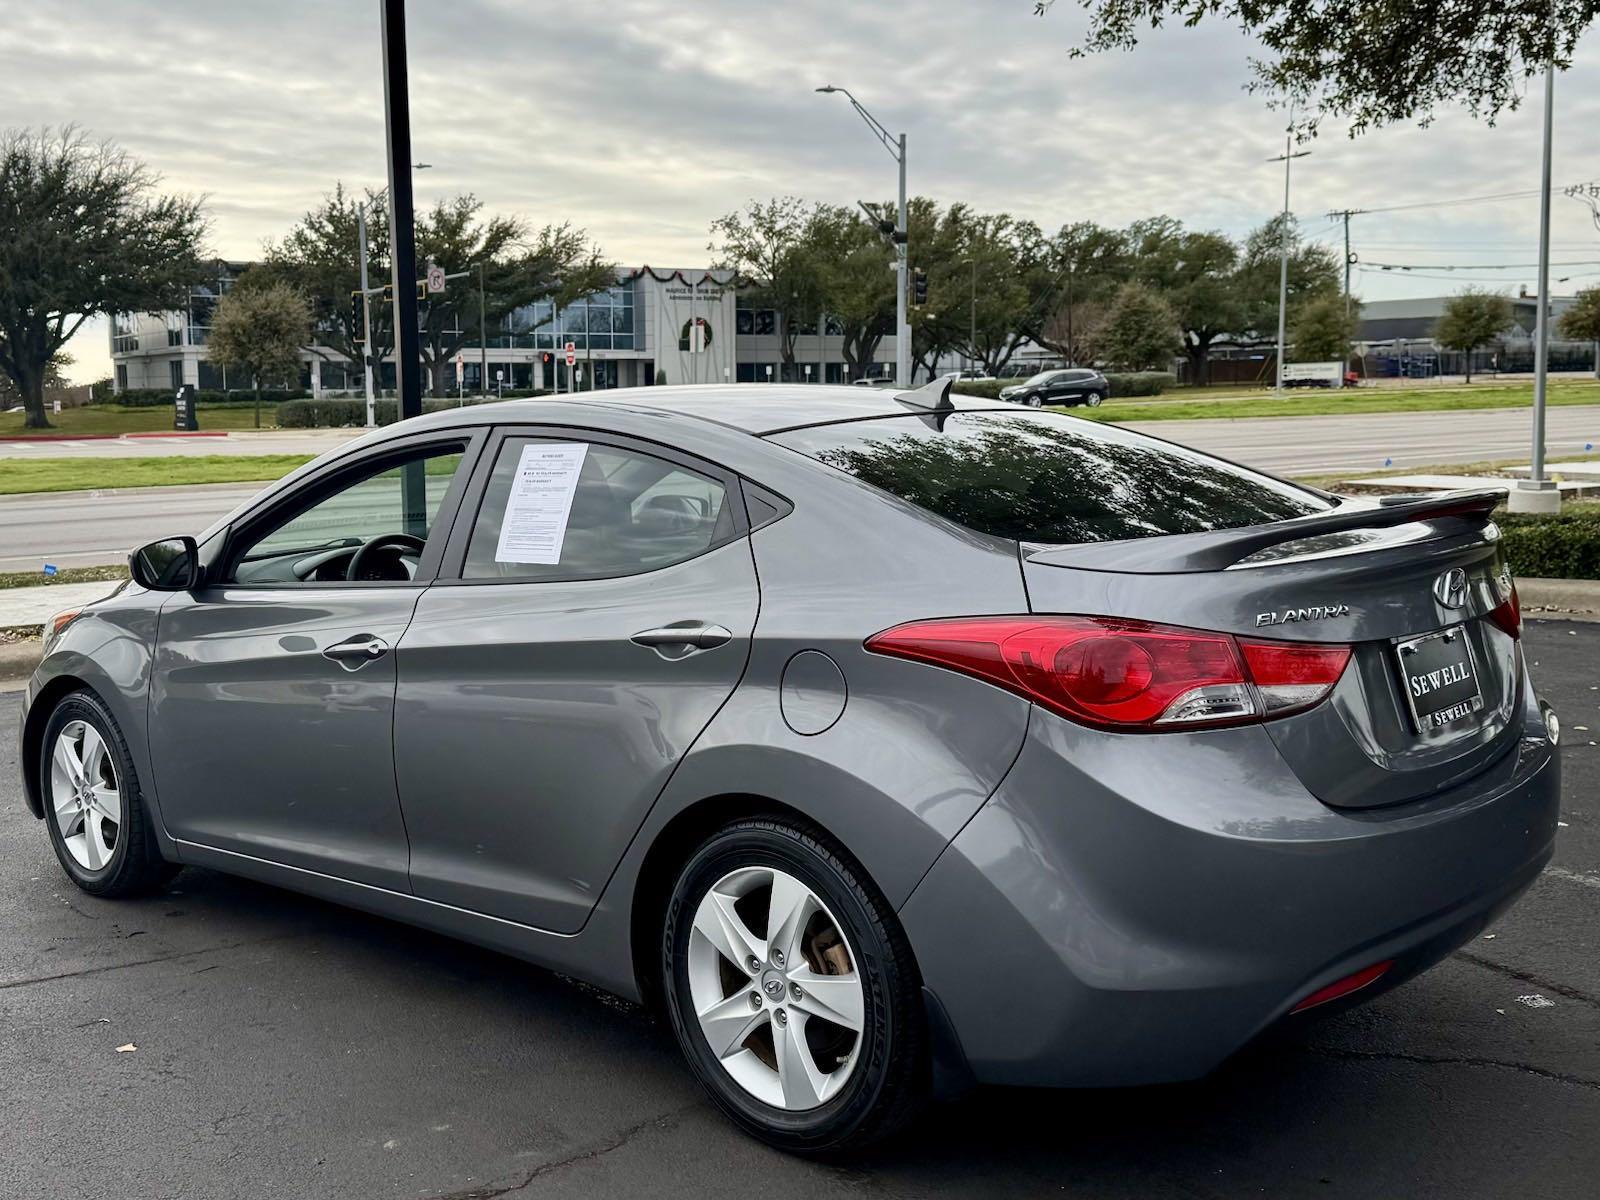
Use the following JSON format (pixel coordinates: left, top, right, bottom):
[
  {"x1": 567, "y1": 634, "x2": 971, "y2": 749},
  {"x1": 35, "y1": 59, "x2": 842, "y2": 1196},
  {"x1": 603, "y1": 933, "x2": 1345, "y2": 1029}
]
[
  {"x1": 0, "y1": 430, "x2": 232, "y2": 444},
  {"x1": 1519, "y1": 576, "x2": 1600, "y2": 621}
]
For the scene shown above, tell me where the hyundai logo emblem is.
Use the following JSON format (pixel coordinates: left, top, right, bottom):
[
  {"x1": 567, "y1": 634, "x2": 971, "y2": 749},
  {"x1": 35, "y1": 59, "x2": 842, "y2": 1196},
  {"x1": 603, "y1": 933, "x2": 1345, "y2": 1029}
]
[{"x1": 1433, "y1": 567, "x2": 1469, "y2": 609}]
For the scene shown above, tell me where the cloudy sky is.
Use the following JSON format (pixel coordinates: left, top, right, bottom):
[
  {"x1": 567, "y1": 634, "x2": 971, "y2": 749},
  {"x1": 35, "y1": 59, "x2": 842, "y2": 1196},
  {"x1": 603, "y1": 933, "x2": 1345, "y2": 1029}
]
[{"x1": 5, "y1": 0, "x2": 1600, "y2": 382}]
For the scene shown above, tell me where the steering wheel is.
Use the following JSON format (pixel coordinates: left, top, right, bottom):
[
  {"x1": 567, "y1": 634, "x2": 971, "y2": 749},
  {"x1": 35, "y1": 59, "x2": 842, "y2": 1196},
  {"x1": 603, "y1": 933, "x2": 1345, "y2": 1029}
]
[{"x1": 346, "y1": 532, "x2": 426, "y2": 581}]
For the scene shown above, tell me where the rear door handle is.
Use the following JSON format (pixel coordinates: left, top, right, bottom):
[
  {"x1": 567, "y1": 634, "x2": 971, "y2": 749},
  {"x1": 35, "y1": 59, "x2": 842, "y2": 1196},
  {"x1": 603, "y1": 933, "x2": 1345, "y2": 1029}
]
[
  {"x1": 323, "y1": 634, "x2": 390, "y2": 669},
  {"x1": 631, "y1": 622, "x2": 733, "y2": 651}
]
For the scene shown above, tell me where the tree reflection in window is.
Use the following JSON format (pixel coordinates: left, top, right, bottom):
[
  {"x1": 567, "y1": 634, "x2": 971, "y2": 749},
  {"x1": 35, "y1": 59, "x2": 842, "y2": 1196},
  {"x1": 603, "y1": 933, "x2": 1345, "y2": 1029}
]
[{"x1": 778, "y1": 412, "x2": 1328, "y2": 545}]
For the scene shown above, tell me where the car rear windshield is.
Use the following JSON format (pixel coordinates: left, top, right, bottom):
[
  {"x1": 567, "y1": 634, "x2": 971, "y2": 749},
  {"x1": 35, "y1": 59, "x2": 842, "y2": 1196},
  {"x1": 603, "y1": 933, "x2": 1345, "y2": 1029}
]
[{"x1": 769, "y1": 410, "x2": 1330, "y2": 544}]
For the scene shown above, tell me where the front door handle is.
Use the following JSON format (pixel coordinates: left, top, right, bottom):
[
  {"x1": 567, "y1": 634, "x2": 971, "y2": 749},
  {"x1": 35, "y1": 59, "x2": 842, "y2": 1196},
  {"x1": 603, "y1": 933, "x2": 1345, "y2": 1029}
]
[
  {"x1": 631, "y1": 622, "x2": 733, "y2": 651},
  {"x1": 323, "y1": 634, "x2": 390, "y2": 670}
]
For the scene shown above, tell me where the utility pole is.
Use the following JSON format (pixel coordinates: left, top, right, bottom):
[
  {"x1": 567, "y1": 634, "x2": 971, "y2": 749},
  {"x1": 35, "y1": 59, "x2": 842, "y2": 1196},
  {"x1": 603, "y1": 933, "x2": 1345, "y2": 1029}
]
[
  {"x1": 968, "y1": 258, "x2": 977, "y2": 375},
  {"x1": 1327, "y1": 208, "x2": 1365, "y2": 318},
  {"x1": 357, "y1": 205, "x2": 377, "y2": 427},
  {"x1": 1268, "y1": 118, "x2": 1311, "y2": 397}
]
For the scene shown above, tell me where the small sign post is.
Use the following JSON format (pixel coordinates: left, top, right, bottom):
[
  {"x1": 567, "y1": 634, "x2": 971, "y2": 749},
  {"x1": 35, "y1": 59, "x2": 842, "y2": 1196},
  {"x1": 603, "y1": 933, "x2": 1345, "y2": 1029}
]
[
  {"x1": 173, "y1": 383, "x2": 198, "y2": 431},
  {"x1": 456, "y1": 351, "x2": 465, "y2": 403},
  {"x1": 565, "y1": 342, "x2": 577, "y2": 395}
]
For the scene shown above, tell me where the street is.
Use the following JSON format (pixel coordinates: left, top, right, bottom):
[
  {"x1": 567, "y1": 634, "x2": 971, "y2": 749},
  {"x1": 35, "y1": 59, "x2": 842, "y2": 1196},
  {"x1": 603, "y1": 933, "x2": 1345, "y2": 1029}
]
[
  {"x1": 1, "y1": 619, "x2": 1596, "y2": 1200},
  {"x1": 5, "y1": 403, "x2": 1600, "y2": 572}
]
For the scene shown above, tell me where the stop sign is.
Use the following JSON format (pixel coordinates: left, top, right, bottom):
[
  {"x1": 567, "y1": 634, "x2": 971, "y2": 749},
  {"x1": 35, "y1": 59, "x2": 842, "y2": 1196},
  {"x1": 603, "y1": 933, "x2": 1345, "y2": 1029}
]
[{"x1": 564, "y1": 341, "x2": 577, "y2": 368}]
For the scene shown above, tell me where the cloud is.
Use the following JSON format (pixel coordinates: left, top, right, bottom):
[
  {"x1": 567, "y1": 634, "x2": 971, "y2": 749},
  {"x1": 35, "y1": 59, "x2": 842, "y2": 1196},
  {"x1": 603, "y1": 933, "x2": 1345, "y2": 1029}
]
[{"x1": 2, "y1": 0, "x2": 1596, "y2": 382}]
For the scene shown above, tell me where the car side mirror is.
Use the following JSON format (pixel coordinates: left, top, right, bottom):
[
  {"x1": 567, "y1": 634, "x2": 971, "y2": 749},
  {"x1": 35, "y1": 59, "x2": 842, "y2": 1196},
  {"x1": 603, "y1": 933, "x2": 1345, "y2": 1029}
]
[{"x1": 129, "y1": 536, "x2": 202, "y2": 591}]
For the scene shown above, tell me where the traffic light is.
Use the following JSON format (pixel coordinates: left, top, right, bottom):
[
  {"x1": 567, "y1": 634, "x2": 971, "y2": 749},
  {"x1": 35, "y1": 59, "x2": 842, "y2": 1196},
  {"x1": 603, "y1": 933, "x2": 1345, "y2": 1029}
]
[
  {"x1": 912, "y1": 268, "x2": 928, "y2": 307},
  {"x1": 350, "y1": 290, "x2": 365, "y2": 341}
]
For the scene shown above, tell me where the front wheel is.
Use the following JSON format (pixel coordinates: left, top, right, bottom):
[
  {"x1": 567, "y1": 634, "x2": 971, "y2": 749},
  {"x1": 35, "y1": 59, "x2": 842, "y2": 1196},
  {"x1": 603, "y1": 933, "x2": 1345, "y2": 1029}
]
[
  {"x1": 661, "y1": 818, "x2": 927, "y2": 1152},
  {"x1": 1024, "y1": 393, "x2": 1043, "y2": 408},
  {"x1": 41, "y1": 690, "x2": 176, "y2": 897}
]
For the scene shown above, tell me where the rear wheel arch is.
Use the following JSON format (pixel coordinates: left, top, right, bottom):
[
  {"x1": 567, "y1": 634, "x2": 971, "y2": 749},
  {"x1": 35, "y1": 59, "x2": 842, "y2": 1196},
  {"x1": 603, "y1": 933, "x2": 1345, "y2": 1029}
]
[{"x1": 21, "y1": 674, "x2": 93, "y2": 819}]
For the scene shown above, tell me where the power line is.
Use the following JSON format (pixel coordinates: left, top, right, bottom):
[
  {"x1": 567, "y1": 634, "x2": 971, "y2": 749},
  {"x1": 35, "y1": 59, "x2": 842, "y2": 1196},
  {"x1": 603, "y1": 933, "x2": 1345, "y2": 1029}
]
[
  {"x1": 1346, "y1": 183, "x2": 1597, "y2": 215},
  {"x1": 1354, "y1": 266, "x2": 1600, "y2": 284},
  {"x1": 1360, "y1": 258, "x2": 1600, "y2": 271}
]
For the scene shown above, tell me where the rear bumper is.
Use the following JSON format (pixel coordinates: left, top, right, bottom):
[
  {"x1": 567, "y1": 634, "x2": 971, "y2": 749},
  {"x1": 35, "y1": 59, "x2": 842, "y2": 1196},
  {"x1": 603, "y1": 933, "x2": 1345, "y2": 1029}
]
[{"x1": 899, "y1": 685, "x2": 1560, "y2": 1089}]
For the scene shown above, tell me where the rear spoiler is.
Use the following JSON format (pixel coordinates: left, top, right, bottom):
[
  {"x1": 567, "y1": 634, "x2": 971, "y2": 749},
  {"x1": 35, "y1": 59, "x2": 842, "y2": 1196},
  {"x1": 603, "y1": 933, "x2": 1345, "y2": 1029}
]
[{"x1": 1024, "y1": 489, "x2": 1502, "y2": 575}]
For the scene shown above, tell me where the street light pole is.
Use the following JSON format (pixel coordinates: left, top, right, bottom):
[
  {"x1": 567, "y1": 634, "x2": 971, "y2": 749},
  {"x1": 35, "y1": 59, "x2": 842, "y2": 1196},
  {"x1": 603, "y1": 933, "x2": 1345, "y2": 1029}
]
[
  {"x1": 357, "y1": 204, "x2": 376, "y2": 427},
  {"x1": 817, "y1": 85, "x2": 909, "y2": 387},
  {"x1": 1513, "y1": 30, "x2": 1561, "y2": 514},
  {"x1": 1268, "y1": 119, "x2": 1311, "y2": 397},
  {"x1": 477, "y1": 261, "x2": 487, "y2": 399}
]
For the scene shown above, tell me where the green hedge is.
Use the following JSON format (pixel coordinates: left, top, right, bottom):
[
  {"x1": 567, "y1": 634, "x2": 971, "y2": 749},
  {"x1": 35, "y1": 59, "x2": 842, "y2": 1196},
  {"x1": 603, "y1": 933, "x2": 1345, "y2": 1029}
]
[
  {"x1": 276, "y1": 393, "x2": 551, "y2": 428},
  {"x1": 113, "y1": 388, "x2": 309, "y2": 408},
  {"x1": 1106, "y1": 371, "x2": 1177, "y2": 397},
  {"x1": 950, "y1": 371, "x2": 1175, "y2": 402},
  {"x1": 1499, "y1": 506, "x2": 1600, "y2": 580}
]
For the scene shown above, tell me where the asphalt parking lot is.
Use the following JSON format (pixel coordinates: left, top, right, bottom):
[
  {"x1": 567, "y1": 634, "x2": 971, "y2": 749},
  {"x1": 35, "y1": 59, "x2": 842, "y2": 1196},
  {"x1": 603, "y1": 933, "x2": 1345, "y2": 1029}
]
[{"x1": 2, "y1": 621, "x2": 1597, "y2": 1200}]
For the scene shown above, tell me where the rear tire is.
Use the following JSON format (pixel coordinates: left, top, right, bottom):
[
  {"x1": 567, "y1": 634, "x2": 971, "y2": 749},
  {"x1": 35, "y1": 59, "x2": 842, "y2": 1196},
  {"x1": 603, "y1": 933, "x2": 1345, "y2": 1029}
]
[
  {"x1": 1086, "y1": 391, "x2": 1104, "y2": 407},
  {"x1": 661, "y1": 817, "x2": 927, "y2": 1153},
  {"x1": 40, "y1": 690, "x2": 177, "y2": 898}
]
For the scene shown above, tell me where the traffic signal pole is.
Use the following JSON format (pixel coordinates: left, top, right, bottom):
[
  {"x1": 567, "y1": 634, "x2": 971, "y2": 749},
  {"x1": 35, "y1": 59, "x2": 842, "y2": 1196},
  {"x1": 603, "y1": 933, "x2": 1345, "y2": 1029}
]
[
  {"x1": 381, "y1": 0, "x2": 422, "y2": 425},
  {"x1": 896, "y1": 132, "x2": 909, "y2": 388}
]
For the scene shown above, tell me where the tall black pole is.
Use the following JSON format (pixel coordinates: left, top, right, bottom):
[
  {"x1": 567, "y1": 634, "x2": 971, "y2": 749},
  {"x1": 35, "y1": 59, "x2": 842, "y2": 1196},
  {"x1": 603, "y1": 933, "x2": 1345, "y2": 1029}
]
[{"x1": 381, "y1": 0, "x2": 422, "y2": 423}]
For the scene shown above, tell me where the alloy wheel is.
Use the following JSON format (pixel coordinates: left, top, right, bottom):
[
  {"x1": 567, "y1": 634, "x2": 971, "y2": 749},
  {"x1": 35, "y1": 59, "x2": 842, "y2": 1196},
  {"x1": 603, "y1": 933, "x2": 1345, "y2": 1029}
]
[
  {"x1": 687, "y1": 865, "x2": 865, "y2": 1111},
  {"x1": 49, "y1": 720, "x2": 122, "y2": 872}
]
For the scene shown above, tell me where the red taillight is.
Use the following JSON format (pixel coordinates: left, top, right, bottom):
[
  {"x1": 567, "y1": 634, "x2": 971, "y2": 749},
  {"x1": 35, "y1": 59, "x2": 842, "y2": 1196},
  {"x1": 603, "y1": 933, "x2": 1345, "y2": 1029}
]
[
  {"x1": 1488, "y1": 577, "x2": 1521, "y2": 640},
  {"x1": 1290, "y1": 960, "x2": 1393, "y2": 1013},
  {"x1": 865, "y1": 616, "x2": 1350, "y2": 731},
  {"x1": 1238, "y1": 639, "x2": 1353, "y2": 716}
]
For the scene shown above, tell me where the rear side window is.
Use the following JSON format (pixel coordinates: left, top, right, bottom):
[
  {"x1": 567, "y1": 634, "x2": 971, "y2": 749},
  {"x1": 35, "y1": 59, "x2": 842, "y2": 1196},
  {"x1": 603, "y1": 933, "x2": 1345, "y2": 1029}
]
[
  {"x1": 462, "y1": 438, "x2": 735, "y2": 581},
  {"x1": 770, "y1": 411, "x2": 1328, "y2": 545}
]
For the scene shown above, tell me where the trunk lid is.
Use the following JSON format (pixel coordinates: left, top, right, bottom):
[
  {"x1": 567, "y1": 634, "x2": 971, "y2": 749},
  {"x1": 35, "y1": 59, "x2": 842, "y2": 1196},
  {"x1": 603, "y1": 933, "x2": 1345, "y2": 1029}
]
[{"x1": 1021, "y1": 497, "x2": 1521, "y2": 809}]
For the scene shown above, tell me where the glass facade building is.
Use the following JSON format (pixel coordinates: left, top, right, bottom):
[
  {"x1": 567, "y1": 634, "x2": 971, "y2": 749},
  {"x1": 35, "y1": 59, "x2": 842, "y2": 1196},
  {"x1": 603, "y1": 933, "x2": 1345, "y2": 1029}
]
[{"x1": 498, "y1": 285, "x2": 637, "y2": 352}]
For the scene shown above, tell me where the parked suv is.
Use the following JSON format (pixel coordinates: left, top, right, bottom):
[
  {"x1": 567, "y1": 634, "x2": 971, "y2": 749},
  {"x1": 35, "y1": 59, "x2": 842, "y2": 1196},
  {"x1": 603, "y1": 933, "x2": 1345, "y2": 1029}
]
[{"x1": 998, "y1": 367, "x2": 1108, "y2": 408}]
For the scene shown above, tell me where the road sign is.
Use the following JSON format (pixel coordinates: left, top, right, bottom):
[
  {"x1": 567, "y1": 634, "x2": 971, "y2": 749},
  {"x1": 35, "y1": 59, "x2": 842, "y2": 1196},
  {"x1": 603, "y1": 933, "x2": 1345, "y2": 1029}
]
[
  {"x1": 564, "y1": 342, "x2": 577, "y2": 368},
  {"x1": 426, "y1": 262, "x2": 446, "y2": 294}
]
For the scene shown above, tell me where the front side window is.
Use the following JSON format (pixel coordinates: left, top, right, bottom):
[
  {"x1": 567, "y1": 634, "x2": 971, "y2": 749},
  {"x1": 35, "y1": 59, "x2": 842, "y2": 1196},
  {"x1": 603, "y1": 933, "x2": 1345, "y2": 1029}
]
[
  {"x1": 771, "y1": 411, "x2": 1328, "y2": 546},
  {"x1": 229, "y1": 443, "x2": 466, "y2": 584},
  {"x1": 463, "y1": 439, "x2": 733, "y2": 582}
]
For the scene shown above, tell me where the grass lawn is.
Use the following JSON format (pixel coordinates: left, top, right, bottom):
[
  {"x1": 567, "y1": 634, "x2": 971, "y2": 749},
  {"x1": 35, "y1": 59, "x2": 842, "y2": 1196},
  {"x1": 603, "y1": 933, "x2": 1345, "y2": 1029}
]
[
  {"x1": 0, "y1": 454, "x2": 315, "y2": 496},
  {"x1": 1080, "y1": 378, "x2": 1600, "y2": 422},
  {"x1": 0, "y1": 404, "x2": 279, "y2": 437}
]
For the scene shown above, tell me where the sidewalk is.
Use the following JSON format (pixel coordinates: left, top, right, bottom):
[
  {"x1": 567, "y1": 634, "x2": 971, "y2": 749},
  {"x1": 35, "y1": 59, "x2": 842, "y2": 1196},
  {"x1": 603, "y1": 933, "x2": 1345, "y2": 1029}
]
[{"x1": 0, "y1": 579, "x2": 123, "y2": 629}]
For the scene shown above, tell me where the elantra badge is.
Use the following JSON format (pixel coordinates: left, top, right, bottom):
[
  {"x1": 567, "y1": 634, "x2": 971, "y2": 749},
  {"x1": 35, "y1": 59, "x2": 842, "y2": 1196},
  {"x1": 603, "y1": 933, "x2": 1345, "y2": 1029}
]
[
  {"x1": 1433, "y1": 567, "x2": 1469, "y2": 609},
  {"x1": 1255, "y1": 604, "x2": 1350, "y2": 628}
]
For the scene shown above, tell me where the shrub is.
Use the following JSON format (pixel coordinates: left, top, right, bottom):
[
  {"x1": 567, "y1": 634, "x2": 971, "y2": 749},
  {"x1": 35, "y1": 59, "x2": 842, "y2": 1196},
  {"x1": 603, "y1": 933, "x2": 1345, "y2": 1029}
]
[
  {"x1": 1499, "y1": 505, "x2": 1600, "y2": 581},
  {"x1": 1104, "y1": 371, "x2": 1176, "y2": 398},
  {"x1": 112, "y1": 388, "x2": 309, "y2": 408},
  {"x1": 275, "y1": 393, "x2": 552, "y2": 428}
]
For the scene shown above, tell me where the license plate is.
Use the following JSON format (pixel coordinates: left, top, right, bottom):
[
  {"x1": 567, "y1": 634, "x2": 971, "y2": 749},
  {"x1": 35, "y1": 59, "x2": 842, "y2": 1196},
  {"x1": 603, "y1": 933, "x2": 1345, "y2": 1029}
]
[{"x1": 1396, "y1": 626, "x2": 1483, "y2": 732}]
